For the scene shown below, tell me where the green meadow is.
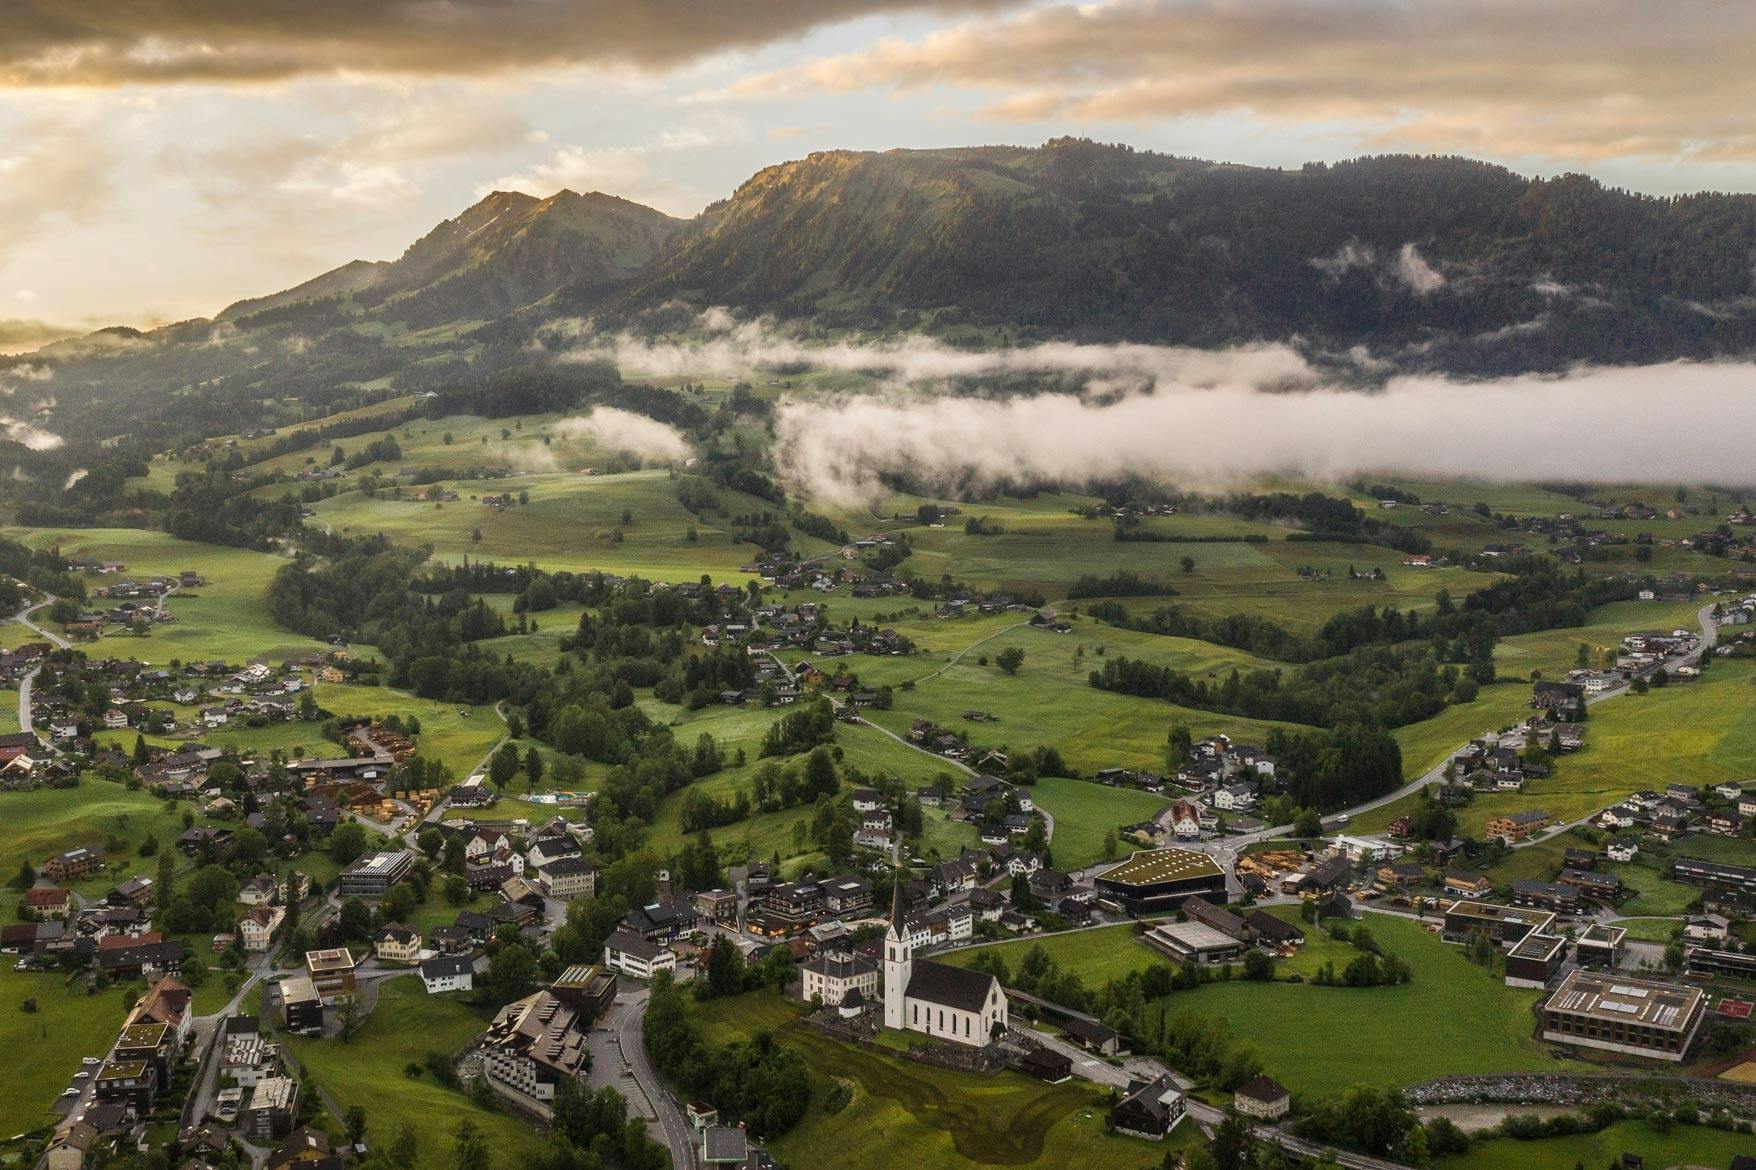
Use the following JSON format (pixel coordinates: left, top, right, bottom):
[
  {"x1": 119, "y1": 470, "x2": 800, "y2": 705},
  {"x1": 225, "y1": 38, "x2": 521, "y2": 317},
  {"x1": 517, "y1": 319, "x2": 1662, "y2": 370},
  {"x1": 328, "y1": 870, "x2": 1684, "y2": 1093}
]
[
  {"x1": 285, "y1": 977, "x2": 546, "y2": 1166},
  {"x1": 689, "y1": 991, "x2": 1188, "y2": 1170}
]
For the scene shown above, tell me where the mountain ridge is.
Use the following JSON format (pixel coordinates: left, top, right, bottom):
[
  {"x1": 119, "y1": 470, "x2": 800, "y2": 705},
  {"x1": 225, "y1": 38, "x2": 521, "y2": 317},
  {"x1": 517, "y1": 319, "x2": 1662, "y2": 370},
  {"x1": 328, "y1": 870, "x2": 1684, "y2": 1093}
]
[{"x1": 11, "y1": 139, "x2": 1756, "y2": 454}]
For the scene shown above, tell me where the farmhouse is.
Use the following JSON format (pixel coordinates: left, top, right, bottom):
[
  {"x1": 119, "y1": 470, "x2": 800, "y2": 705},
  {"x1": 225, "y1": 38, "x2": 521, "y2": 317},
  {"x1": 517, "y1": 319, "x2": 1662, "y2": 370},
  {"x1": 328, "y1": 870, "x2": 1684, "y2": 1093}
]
[
  {"x1": 1111, "y1": 1075, "x2": 1186, "y2": 1140},
  {"x1": 1094, "y1": 848, "x2": 1227, "y2": 915},
  {"x1": 1539, "y1": 970, "x2": 1706, "y2": 1062}
]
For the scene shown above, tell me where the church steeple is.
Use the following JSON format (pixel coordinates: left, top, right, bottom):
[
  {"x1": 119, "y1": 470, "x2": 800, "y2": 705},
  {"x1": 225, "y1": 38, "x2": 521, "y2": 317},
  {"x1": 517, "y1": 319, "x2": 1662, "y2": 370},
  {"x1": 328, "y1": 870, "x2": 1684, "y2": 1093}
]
[{"x1": 883, "y1": 840, "x2": 911, "y2": 1030}]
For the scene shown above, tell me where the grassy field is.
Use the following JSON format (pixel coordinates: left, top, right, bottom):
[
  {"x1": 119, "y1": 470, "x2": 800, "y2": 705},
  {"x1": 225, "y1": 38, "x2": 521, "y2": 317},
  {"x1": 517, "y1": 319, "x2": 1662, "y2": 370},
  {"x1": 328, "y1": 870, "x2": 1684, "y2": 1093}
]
[
  {"x1": 284, "y1": 976, "x2": 545, "y2": 1167},
  {"x1": 947, "y1": 926, "x2": 1161, "y2": 988},
  {"x1": 1389, "y1": 683, "x2": 1538, "y2": 783},
  {"x1": 1028, "y1": 777, "x2": 1168, "y2": 870},
  {"x1": 689, "y1": 990, "x2": 1191, "y2": 1170},
  {"x1": 309, "y1": 469, "x2": 765, "y2": 581},
  {"x1": 0, "y1": 968, "x2": 132, "y2": 1138},
  {"x1": 1147, "y1": 913, "x2": 1573, "y2": 1097},
  {"x1": 1495, "y1": 599, "x2": 1706, "y2": 680},
  {"x1": 1435, "y1": 1118, "x2": 1756, "y2": 1170},
  {"x1": 862, "y1": 641, "x2": 1311, "y2": 777},
  {"x1": 3, "y1": 527, "x2": 331, "y2": 664},
  {"x1": 0, "y1": 779, "x2": 207, "y2": 906},
  {"x1": 1360, "y1": 660, "x2": 1756, "y2": 837}
]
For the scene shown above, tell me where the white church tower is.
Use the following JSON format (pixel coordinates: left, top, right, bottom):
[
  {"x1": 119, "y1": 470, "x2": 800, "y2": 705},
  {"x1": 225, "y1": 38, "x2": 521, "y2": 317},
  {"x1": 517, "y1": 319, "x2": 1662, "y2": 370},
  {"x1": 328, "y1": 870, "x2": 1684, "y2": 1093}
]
[{"x1": 883, "y1": 847, "x2": 911, "y2": 1030}]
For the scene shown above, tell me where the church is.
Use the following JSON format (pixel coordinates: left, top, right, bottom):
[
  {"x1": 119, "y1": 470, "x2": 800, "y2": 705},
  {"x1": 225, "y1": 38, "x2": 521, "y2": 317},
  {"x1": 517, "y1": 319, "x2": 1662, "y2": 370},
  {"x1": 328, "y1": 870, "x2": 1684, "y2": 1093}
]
[{"x1": 883, "y1": 865, "x2": 1008, "y2": 1047}]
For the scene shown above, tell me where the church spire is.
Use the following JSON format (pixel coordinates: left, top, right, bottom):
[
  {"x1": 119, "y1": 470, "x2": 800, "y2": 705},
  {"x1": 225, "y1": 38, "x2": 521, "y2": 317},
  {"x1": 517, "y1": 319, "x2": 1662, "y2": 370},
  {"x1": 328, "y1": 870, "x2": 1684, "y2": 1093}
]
[{"x1": 888, "y1": 839, "x2": 905, "y2": 934}]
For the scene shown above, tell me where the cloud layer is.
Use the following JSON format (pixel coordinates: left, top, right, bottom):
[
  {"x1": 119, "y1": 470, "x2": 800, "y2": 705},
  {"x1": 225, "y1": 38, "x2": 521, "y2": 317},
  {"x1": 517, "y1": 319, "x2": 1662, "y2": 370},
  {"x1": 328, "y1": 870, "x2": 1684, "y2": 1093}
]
[
  {"x1": 771, "y1": 359, "x2": 1756, "y2": 506},
  {"x1": 734, "y1": 0, "x2": 1756, "y2": 161},
  {"x1": 4, "y1": 2, "x2": 1013, "y2": 86}
]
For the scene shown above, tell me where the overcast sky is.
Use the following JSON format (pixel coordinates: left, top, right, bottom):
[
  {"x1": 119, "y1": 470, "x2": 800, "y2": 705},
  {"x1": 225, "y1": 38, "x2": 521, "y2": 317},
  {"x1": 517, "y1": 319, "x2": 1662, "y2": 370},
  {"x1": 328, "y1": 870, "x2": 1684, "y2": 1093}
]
[{"x1": 5, "y1": 0, "x2": 1756, "y2": 338}]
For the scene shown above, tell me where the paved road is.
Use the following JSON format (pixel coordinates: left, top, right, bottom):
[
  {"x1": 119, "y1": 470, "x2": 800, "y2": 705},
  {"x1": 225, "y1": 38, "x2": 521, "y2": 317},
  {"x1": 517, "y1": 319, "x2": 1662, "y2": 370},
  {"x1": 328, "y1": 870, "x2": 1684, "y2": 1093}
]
[
  {"x1": 1186, "y1": 602, "x2": 1724, "y2": 866},
  {"x1": 13, "y1": 596, "x2": 70, "y2": 739},
  {"x1": 17, "y1": 596, "x2": 72, "y2": 650},
  {"x1": 613, "y1": 984, "x2": 697, "y2": 1170}
]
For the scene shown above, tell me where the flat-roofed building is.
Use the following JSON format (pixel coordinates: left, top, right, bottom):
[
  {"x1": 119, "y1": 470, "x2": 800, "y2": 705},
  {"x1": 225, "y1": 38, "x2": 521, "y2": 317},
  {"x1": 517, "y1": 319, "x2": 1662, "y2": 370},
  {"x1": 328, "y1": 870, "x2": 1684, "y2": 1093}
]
[
  {"x1": 337, "y1": 850, "x2": 413, "y2": 898},
  {"x1": 1441, "y1": 901, "x2": 1555, "y2": 949},
  {"x1": 1504, "y1": 933, "x2": 1566, "y2": 988},
  {"x1": 304, "y1": 948, "x2": 357, "y2": 1004},
  {"x1": 278, "y1": 973, "x2": 323, "y2": 1032},
  {"x1": 1574, "y1": 922, "x2": 1627, "y2": 969},
  {"x1": 1143, "y1": 920, "x2": 1246, "y2": 964},
  {"x1": 1540, "y1": 970, "x2": 1706, "y2": 1062},
  {"x1": 1095, "y1": 848, "x2": 1227, "y2": 915}
]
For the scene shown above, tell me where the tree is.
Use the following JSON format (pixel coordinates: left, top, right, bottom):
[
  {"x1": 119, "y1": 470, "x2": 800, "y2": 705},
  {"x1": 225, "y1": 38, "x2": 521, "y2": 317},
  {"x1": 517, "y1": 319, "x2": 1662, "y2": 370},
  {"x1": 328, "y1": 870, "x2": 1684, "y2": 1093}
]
[
  {"x1": 995, "y1": 646, "x2": 1025, "y2": 675},
  {"x1": 345, "y1": 1105, "x2": 368, "y2": 1150},
  {"x1": 10, "y1": 860, "x2": 34, "y2": 891},
  {"x1": 489, "y1": 743, "x2": 519, "y2": 788},
  {"x1": 1180, "y1": 556, "x2": 1197, "y2": 574},
  {"x1": 1293, "y1": 807, "x2": 1324, "y2": 839},
  {"x1": 487, "y1": 943, "x2": 537, "y2": 1005},
  {"x1": 131, "y1": 734, "x2": 150, "y2": 766},
  {"x1": 328, "y1": 822, "x2": 369, "y2": 865},
  {"x1": 524, "y1": 747, "x2": 544, "y2": 788},
  {"x1": 452, "y1": 1119, "x2": 490, "y2": 1170},
  {"x1": 1242, "y1": 950, "x2": 1275, "y2": 981}
]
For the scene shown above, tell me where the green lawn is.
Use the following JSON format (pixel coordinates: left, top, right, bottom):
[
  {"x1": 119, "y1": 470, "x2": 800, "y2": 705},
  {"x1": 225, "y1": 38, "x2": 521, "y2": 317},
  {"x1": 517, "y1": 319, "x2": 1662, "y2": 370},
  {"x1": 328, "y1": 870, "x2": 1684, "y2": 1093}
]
[
  {"x1": 284, "y1": 977, "x2": 545, "y2": 1166},
  {"x1": 1028, "y1": 777, "x2": 1168, "y2": 870},
  {"x1": 0, "y1": 968, "x2": 132, "y2": 1139},
  {"x1": 1146, "y1": 913, "x2": 1574, "y2": 1098},
  {"x1": 1436, "y1": 1118, "x2": 1756, "y2": 1170},
  {"x1": 1495, "y1": 599, "x2": 1706, "y2": 680},
  {"x1": 689, "y1": 990, "x2": 1189, "y2": 1170}
]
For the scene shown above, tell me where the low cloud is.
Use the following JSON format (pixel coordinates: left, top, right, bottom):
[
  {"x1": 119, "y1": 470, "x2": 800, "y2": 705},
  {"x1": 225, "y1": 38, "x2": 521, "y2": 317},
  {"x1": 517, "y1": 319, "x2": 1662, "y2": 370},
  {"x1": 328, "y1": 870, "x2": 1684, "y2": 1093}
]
[
  {"x1": 573, "y1": 309, "x2": 1326, "y2": 392},
  {"x1": 0, "y1": 417, "x2": 61, "y2": 451},
  {"x1": 772, "y1": 360, "x2": 1756, "y2": 506},
  {"x1": 63, "y1": 468, "x2": 87, "y2": 490},
  {"x1": 729, "y1": 0, "x2": 1756, "y2": 163},
  {"x1": 0, "y1": 321, "x2": 81, "y2": 354},
  {"x1": 554, "y1": 408, "x2": 692, "y2": 463}
]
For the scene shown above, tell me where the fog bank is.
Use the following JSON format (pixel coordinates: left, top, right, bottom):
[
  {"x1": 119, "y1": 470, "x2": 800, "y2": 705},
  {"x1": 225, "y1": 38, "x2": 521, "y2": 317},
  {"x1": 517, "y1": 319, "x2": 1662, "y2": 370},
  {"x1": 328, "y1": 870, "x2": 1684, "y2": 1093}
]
[{"x1": 773, "y1": 362, "x2": 1756, "y2": 506}]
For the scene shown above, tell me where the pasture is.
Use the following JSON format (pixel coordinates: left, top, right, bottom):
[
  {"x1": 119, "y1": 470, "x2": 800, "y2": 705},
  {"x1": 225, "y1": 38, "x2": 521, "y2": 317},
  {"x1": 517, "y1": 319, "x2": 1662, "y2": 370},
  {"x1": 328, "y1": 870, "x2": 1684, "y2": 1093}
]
[
  {"x1": 284, "y1": 977, "x2": 546, "y2": 1167},
  {"x1": 1147, "y1": 912, "x2": 1572, "y2": 1097},
  {"x1": 689, "y1": 990, "x2": 1187, "y2": 1170}
]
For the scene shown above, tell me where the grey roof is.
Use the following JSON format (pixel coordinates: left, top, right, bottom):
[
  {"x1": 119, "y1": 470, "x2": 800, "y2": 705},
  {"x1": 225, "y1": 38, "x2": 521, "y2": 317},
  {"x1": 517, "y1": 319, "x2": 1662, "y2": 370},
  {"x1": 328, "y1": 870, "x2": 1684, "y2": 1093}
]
[
  {"x1": 420, "y1": 956, "x2": 474, "y2": 980},
  {"x1": 904, "y1": 959, "x2": 998, "y2": 1013}
]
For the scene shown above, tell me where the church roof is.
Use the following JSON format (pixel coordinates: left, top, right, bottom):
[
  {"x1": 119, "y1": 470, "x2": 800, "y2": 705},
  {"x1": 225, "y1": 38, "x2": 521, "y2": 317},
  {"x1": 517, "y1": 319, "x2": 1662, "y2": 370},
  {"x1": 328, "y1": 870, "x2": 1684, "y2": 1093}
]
[{"x1": 905, "y1": 959, "x2": 998, "y2": 1013}]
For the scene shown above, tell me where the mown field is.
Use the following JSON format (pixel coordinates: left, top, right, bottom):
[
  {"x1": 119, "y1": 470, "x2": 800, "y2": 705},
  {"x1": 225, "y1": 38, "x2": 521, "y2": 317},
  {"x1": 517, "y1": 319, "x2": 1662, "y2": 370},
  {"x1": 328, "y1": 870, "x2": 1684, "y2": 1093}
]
[
  {"x1": 689, "y1": 990, "x2": 1194, "y2": 1170},
  {"x1": 1145, "y1": 913, "x2": 1574, "y2": 1097},
  {"x1": 0, "y1": 967, "x2": 132, "y2": 1139}
]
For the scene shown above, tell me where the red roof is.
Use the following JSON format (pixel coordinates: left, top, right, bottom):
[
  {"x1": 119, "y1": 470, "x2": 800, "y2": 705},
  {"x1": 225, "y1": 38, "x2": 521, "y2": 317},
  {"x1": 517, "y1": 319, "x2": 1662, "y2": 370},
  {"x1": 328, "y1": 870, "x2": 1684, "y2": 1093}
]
[
  {"x1": 1720, "y1": 999, "x2": 1753, "y2": 1019},
  {"x1": 22, "y1": 888, "x2": 67, "y2": 907}
]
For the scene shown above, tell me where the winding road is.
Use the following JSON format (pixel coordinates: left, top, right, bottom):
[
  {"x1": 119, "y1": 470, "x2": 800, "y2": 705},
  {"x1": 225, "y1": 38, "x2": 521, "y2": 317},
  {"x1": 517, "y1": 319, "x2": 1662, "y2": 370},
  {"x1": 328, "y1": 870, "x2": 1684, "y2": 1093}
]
[{"x1": 13, "y1": 595, "x2": 71, "y2": 738}]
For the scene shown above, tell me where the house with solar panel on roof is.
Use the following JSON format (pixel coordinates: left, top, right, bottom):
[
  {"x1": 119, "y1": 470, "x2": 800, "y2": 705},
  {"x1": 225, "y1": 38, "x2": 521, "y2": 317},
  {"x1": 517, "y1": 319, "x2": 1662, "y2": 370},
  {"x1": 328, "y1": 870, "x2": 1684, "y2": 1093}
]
[{"x1": 882, "y1": 849, "x2": 1007, "y2": 1047}]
